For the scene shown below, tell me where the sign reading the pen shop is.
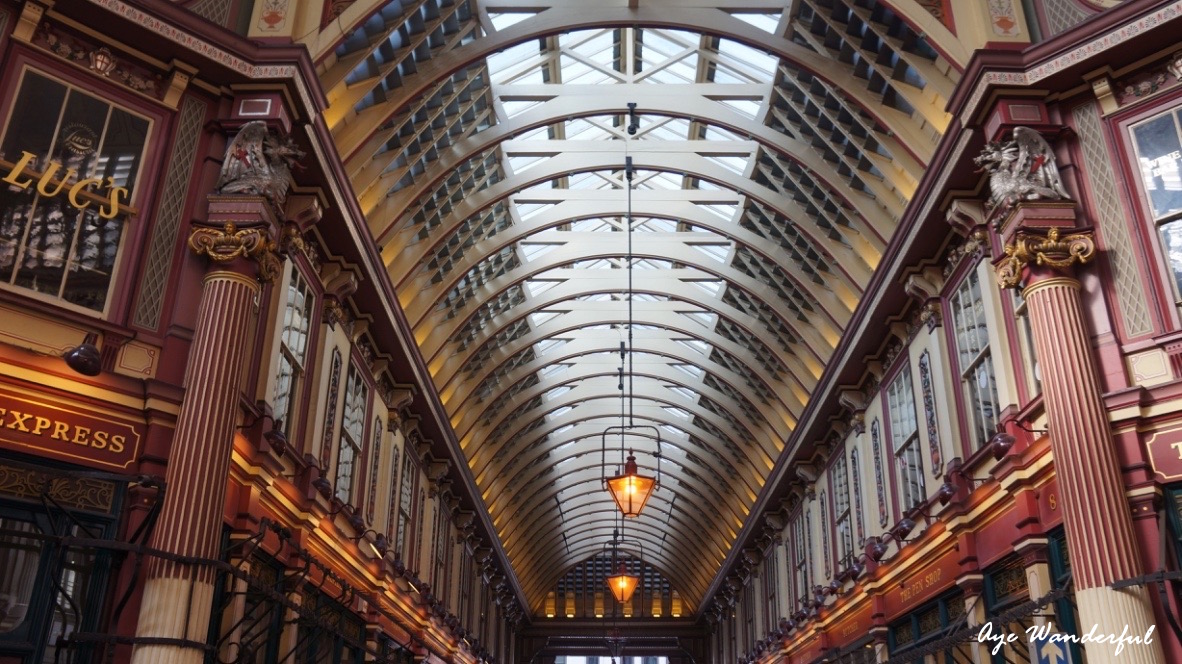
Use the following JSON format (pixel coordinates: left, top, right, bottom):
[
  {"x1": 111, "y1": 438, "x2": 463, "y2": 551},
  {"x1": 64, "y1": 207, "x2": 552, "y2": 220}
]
[
  {"x1": 883, "y1": 548, "x2": 959, "y2": 620},
  {"x1": 0, "y1": 385, "x2": 142, "y2": 470}
]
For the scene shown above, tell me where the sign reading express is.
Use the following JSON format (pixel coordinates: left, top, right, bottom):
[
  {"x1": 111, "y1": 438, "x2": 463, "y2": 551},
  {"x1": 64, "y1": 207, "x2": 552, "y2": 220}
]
[{"x1": 0, "y1": 386, "x2": 142, "y2": 470}]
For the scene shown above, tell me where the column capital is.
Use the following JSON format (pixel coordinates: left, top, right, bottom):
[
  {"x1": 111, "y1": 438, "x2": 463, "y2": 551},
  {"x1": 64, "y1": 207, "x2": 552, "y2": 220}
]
[
  {"x1": 188, "y1": 218, "x2": 282, "y2": 282},
  {"x1": 996, "y1": 227, "x2": 1096, "y2": 289}
]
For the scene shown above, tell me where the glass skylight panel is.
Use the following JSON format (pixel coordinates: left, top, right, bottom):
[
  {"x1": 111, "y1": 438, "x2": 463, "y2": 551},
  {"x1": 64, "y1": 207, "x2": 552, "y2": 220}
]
[
  {"x1": 552, "y1": 422, "x2": 574, "y2": 434},
  {"x1": 674, "y1": 364, "x2": 704, "y2": 379},
  {"x1": 640, "y1": 172, "x2": 684, "y2": 190},
  {"x1": 488, "y1": 12, "x2": 536, "y2": 31},
  {"x1": 535, "y1": 338, "x2": 567, "y2": 354},
  {"x1": 676, "y1": 339, "x2": 710, "y2": 355},
  {"x1": 717, "y1": 40, "x2": 779, "y2": 79},
  {"x1": 525, "y1": 279, "x2": 560, "y2": 297},
  {"x1": 521, "y1": 244, "x2": 559, "y2": 261},
  {"x1": 502, "y1": 99, "x2": 543, "y2": 118},
  {"x1": 692, "y1": 280, "x2": 723, "y2": 296},
  {"x1": 635, "y1": 218, "x2": 677, "y2": 232},
  {"x1": 487, "y1": 40, "x2": 543, "y2": 81},
  {"x1": 529, "y1": 310, "x2": 561, "y2": 326},
  {"x1": 683, "y1": 311, "x2": 717, "y2": 327},
  {"x1": 694, "y1": 244, "x2": 732, "y2": 262},
  {"x1": 701, "y1": 204, "x2": 737, "y2": 221},
  {"x1": 508, "y1": 154, "x2": 551, "y2": 174},
  {"x1": 539, "y1": 364, "x2": 570, "y2": 377},
  {"x1": 730, "y1": 12, "x2": 782, "y2": 34},
  {"x1": 662, "y1": 406, "x2": 692, "y2": 419},
  {"x1": 668, "y1": 386, "x2": 697, "y2": 401},
  {"x1": 634, "y1": 259, "x2": 673, "y2": 270},
  {"x1": 545, "y1": 386, "x2": 573, "y2": 400},
  {"x1": 661, "y1": 425, "x2": 688, "y2": 439},
  {"x1": 633, "y1": 294, "x2": 665, "y2": 302},
  {"x1": 514, "y1": 124, "x2": 552, "y2": 141},
  {"x1": 570, "y1": 218, "x2": 614, "y2": 232},
  {"x1": 647, "y1": 122, "x2": 689, "y2": 141},
  {"x1": 701, "y1": 124, "x2": 745, "y2": 142},
  {"x1": 514, "y1": 202, "x2": 553, "y2": 219},
  {"x1": 720, "y1": 98, "x2": 762, "y2": 119},
  {"x1": 706, "y1": 155, "x2": 749, "y2": 174}
]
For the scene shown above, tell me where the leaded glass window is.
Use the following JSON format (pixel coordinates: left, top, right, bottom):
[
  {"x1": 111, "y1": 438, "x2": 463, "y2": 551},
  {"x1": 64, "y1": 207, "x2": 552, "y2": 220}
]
[
  {"x1": 888, "y1": 364, "x2": 925, "y2": 511},
  {"x1": 334, "y1": 364, "x2": 368, "y2": 504},
  {"x1": 273, "y1": 268, "x2": 314, "y2": 436},
  {"x1": 832, "y1": 454, "x2": 853, "y2": 567},
  {"x1": 950, "y1": 269, "x2": 1001, "y2": 448}
]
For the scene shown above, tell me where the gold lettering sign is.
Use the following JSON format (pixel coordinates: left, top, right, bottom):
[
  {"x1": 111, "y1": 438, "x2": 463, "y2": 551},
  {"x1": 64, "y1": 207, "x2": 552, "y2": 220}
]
[
  {"x1": 899, "y1": 567, "x2": 944, "y2": 603},
  {"x1": 1, "y1": 151, "x2": 130, "y2": 219},
  {"x1": 0, "y1": 386, "x2": 142, "y2": 470}
]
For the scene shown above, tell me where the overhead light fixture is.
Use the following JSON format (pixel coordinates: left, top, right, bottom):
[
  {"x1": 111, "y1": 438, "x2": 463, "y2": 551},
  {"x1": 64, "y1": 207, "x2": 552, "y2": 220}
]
[
  {"x1": 63, "y1": 332, "x2": 101, "y2": 376},
  {"x1": 607, "y1": 562, "x2": 639, "y2": 604},
  {"x1": 604, "y1": 527, "x2": 641, "y2": 604},
  {"x1": 600, "y1": 148, "x2": 661, "y2": 518}
]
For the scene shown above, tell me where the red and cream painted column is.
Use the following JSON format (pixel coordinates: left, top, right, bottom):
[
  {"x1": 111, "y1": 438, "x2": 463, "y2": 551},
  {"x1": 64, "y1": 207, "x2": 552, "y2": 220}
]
[
  {"x1": 130, "y1": 196, "x2": 281, "y2": 664},
  {"x1": 995, "y1": 222, "x2": 1163, "y2": 663}
]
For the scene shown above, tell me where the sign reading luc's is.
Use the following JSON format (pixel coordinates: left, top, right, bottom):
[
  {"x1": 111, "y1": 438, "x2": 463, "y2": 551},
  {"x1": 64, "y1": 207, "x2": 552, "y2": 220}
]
[
  {"x1": 2, "y1": 129, "x2": 131, "y2": 219},
  {"x1": 0, "y1": 68, "x2": 148, "y2": 312},
  {"x1": 0, "y1": 386, "x2": 142, "y2": 470}
]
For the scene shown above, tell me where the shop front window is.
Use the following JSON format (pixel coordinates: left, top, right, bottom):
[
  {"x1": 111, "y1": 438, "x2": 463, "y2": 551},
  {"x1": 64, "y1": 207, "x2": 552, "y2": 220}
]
[
  {"x1": 1131, "y1": 106, "x2": 1182, "y2": 300},
  {"x1": 887, "y1": 590, "x2": 971, "y2": 663},
  {"x1": 0, "y1": 69, "x2": 148, "y2": 313},
  {"x1": 0, "y1": 473, "x2": 118, "y2": 664}
]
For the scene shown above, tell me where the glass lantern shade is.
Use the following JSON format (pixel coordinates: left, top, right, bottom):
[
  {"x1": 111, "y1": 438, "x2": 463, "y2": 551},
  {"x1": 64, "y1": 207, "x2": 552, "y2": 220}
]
[
  {"x1": 606, "y1": 453, "x2": 655, "y2": 518},
  {"x1": 606, "y1": 563, "x2": 639, "y2": 604}
]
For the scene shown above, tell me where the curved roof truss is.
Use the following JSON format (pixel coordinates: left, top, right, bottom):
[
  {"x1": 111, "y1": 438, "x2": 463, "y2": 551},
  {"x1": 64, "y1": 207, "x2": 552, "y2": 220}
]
[{"x1": 317, "y1": 0, "x2": 959, "y2": 617}]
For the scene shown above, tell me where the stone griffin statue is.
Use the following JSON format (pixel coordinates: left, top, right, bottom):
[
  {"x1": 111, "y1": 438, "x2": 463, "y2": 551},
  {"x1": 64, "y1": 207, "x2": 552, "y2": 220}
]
[
  {"x1": 214, "y1": 120, "x2": 305, "y2": 210},
  {"x1": 973, "y1": 126, "x2": 1070, "y2": 213}
]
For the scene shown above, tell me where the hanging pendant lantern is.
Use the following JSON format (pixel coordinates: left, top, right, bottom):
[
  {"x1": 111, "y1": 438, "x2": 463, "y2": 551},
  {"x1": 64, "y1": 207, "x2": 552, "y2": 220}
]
[
  {"x1": 606, "y1": 560, "x2": 639, "y2": 604},
  {"x1": 606, "y1": 450, "x2": 656, "y2": 518}
]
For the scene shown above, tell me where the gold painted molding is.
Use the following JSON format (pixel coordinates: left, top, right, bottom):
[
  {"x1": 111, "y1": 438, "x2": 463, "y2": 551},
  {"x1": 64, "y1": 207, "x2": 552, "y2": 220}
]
[
  {"x1": 996, "y1": 228, "x2": 1096, "y2": 289},
  {"x1": 188, "y1": 222, "x2": 281, "y2": 282}
]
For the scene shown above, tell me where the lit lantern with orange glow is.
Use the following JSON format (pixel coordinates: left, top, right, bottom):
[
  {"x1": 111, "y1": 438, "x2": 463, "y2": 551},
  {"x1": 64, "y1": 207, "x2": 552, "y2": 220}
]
[
  {"x1": 606, "y1": 561, "x2": 639, "y2": 604},
  {"x1": 606, "y1": 451, "x2": 655, "y2": 518}
]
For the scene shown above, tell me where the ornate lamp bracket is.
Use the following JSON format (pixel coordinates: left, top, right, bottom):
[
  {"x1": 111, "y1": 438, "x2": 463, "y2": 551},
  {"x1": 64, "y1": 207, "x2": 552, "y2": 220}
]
[{"x1": 995, "y1": 228, "x2": 1096, "y2": 289}]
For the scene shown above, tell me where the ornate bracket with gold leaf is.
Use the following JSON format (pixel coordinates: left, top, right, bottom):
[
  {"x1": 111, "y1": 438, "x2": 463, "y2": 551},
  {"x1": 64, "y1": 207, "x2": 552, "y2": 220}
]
[
  {"x1": 996, "y1": 228, "x2": 1096, "y2": 289},
  {"x1": 188, "y1": 221, "x2": 281, "y2": 282}
]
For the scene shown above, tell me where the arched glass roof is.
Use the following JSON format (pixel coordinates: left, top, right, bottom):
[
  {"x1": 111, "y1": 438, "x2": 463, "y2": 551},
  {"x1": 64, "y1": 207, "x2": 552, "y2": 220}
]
[{"x1": 318, "y1": 0, "x2": 959, "y2": 618}]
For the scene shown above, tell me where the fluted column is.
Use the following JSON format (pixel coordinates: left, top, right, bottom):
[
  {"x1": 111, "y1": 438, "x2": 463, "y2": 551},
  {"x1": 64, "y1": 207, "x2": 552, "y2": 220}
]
[
  {"x1": 997, "y1": 227, "x2": 1163, "y2": 663},
  {"x1": 131, "y1": 199, "x2": 280, "y2": 664}
]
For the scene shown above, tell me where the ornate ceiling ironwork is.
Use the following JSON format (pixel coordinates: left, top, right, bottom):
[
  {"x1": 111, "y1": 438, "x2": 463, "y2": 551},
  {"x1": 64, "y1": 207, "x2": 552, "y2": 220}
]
[{"x1": 316, "y1": 0, "x2": 960, "y2": 617}]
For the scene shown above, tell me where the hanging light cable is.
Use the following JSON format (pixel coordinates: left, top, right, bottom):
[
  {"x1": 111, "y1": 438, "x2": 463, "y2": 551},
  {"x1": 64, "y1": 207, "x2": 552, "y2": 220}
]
[{"x1": 601, "y1": 131, "x2": 661, "y2": 518}]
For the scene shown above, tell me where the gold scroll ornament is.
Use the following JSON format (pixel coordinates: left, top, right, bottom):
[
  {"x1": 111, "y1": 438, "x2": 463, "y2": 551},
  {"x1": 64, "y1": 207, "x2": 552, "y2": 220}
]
[{"x1": 996, "y1": 228, "x2": 1096, "y2": 289}]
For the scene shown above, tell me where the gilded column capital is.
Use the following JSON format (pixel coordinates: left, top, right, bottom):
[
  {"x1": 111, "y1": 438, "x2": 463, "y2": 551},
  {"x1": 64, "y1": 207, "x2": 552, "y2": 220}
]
[
  {"x1": 995, "y1": 227, "x2": 1095, "y2": 289},
  {"x1": 188, "y1": 221, "x2": 281, "y2": 282}
]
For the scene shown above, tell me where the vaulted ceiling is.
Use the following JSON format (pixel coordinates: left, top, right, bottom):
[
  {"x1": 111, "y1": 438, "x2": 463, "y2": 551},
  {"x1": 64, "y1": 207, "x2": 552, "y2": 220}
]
[{"x1": 314, "y1": 0, "x2": 965, "y2": 618}]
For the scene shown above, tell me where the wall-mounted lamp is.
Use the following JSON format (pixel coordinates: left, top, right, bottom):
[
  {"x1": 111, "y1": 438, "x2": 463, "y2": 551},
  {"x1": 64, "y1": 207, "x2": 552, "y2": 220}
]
[
  {"x1": 626, "y1": 102, "x2": 639, "y2": 135},
  {"x1": 63, "y1": 333, "x2": 101, "y2": 376},
  {"x1": 990, "y1": 432, "x2": 1016, "y2": 460},
  {"x1": 937, "y1": 457, "x2": 992, "y2": 505},
  {"x1": 353, "y1": 529, "x2": 389, "y2": 557},
  {"x1": 238, "y1": 411, "x2": 288, "y2": 457}
]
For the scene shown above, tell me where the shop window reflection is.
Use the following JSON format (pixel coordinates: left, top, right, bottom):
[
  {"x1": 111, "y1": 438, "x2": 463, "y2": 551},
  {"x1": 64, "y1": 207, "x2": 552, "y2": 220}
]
[{"x1": 0, "y1": 68, "x2": 148, "y2": 313}]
